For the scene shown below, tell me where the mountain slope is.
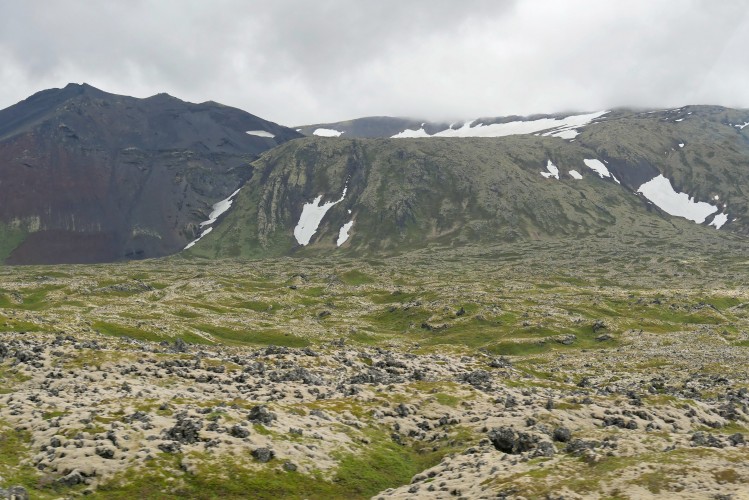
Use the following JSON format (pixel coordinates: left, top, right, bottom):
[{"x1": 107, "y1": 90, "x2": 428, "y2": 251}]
[
  {"x1": 191, "y1": 106, "x2": 749, "y2": 259},
  {"x1": 0, "y1": 83, "x2": 302, "y2": 264}
]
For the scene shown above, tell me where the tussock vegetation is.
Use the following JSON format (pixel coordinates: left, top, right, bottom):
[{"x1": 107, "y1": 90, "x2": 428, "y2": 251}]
[{"x1": 1, "y1": 238, "x2": 749, "y2": 497}]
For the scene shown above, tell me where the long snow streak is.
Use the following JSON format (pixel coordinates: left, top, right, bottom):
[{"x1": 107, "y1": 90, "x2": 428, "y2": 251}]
[
  {"x1": 200, "y1": 189, "x2": 241, "y2": 228},
  {"x1": 392, "y1": 111, "x2": 607, "y2": 139},
  {"x1": 184, "y1": 189, "x2": 241, "y2": 250},
  {"x1": 246, "y1": 130, "x2": 275, "y2": 138}
]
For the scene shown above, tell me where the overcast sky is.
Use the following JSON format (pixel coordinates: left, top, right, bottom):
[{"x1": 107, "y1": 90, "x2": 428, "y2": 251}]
[{"x1": 1, "y1": 0, "x2": 748, "y2": 125}]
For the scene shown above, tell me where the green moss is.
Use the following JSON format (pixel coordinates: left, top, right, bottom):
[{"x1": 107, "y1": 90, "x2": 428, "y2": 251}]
[
  {"x1": 0, "y1": 314, "x2": 41, "y2": 333},
  {"x1": 195, "y1": 324, "x2": 309, "y2": 347},
  {"x1": 91, "y1": 321, "x2": 209, "y2": 345},
  {"x1": 487, "y1": 341, "x2": 550, "y2": 356},
  {"x1": 0, "y1": 422, "x2": 69, "y2": 499},
  {"x1": 339, "y1": 270, "x2": 374, "y2": 286},
  {"x1": 95, "y1": 427, "x2": 472, "y2": 499},
  {"x1": 348, "y1": 331, "x2": 381, "y2": 345},
  {"x1": 434, "y1": 393, "x2": 461, "y2": 407},
  {"x1": 0, "y1": 226, "x2": 27, "y2": 262},
  {"x1": 231, "y1": 300, "x2": 279, "y2": 313},
  {"x1": 0, "y1": 285, "x2": 64, "y2": 311},
  {"x1": 0, "y1": 365, "x2": 31, "y2": 393},
  {"x1": 331, "y1": 428, "x2": 474, "y2": 498},
  {"x1": 42, "y1": 410, "x2": 68, "y2": 420},
  {"x1": 252, "y1": 424, "x2": 273, "y2": 436},
  {"x1": 93, "y1": 321, "x2": 163, "y2": 342},
  {"x1": 172, "y1": 309, "x2": 201, "y2": 319}
]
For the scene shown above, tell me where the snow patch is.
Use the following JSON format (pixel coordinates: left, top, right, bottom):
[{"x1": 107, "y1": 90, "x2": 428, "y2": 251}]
[
  {"x1": 709, "y1": 213, "x2": 728, "y2": 229},
  {"x1": 313, "y1": 128, "x2": 344, "y2": 137},
  {"x1": 392, "y1": 127, "x2": 430, "y2": 138},
  {"x1": 679, "y1": 143, "x2": 685, "y2": 148},
  {"x1": 540, "y1": 160, "x2": 559, "y2": 179},
  {"x1": 637, "y1": 175, "x2": 718, "y2": 224},
  {"x1": 246, "y1": 130, "x2": 275, "y2": 138},
  {"x1": 184, "y1": 189, "x2": 241, "y2": 250},
  {"x1": 184, "y1": 227, "x2": 213, "y2": 250},
  {"x1": 675, "y1": 118, "x2": 684, "y2": 122},
  {"x1": 549, "y1": 129, "x2": 580, "y2": 139},
  {"x1": 294, "y1": 184, "x2": 348, "y2": 246},
  {"x1": 391, "y1": 111, "x2": 608, "y2": 139},
  {"x1": 569, "y1": 170, "x2": 583, "y2": 180},
  {"x1": 735, "y1": 122, "x2": 749, "y2": 130},
  {"x1": 200, "y1": 189, "x2": 241, "y2": 228},
  {"x1": 337, "y1": 220, "x2": 354, "y2": 247},
  {"x1": 583, "y1": 159, "x2": 620, "y2": 184}
]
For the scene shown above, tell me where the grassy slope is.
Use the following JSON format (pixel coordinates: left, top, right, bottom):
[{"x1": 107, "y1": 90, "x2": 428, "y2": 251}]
[
  {"x1": 0, "y1": 226, "x2": 27, "y2": 263},
  {"x1": 190, "y1": 125, "x2": 747, "y2": 260}
]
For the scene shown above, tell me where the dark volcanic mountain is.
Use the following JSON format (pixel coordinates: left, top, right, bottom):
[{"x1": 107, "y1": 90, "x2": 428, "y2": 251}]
[
  {"x1": 191, "y1": 106, "x2": 749, "y2": 259},
  {"x1": 0, "y1": 83, "x2": 302, "y2": 264}
]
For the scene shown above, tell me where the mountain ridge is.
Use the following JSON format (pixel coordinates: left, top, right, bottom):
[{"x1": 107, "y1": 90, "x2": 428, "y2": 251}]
[
  {"x1": 2, "y1": 84, "x2": 749, "y2": 264},
  {"x1": 190, "y1": 105, "x2": 749, "y2": 259}
]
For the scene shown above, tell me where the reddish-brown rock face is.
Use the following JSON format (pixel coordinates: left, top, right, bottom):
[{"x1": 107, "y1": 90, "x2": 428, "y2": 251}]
[{"x1": 0, "y1": 83, "x2": 301, "y2": 264}]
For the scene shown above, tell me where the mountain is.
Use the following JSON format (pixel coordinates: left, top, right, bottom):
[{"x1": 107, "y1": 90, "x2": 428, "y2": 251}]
[
  {"x1": 189, "y1": 105, "x2": 749, "y2": 259},
  {"x1": 0, "y1": 83, "x2": 302, "y2": 264}
]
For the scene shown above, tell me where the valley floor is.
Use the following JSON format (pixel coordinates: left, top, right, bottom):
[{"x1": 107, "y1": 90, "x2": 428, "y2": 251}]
[{"x1": 1, "y1": 242, "x2": 749, "y2": 499}]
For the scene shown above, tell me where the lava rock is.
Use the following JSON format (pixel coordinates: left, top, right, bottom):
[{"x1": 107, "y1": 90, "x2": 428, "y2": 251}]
[
  {"x1": 230, "y1": 425, "x2": 250, "y2": 439},
  {"x1": 252, "y1": 447, "x2": 275, "y2": 463},
  {"x1": 565, "y1": 439, "x2": 600, "y2": 455},
  {"x1": 729, "y1": 433, "x2": 745, "y2": 446},
  {"x1": 487, "y1": 426, "x2": 539, "y2": 454},
  {"x1": 95, "y1": 446, "x2": 115, "y2": 459},
  {"x1": 592, "y1": 320, "x2": 607, "y2": 332},
  {"x1": 247, "y1": 405, "x2": 277, "y2": 425},
  {"x1": 58, "y1": 471, "x2": 85, "y2": 487},
  {"x1": 0, "y1": 485, "x2": 29, "y2": 500},
  {"x1": 553, "y1": 427, "x2": 572, "y2": 443},
  {"x1": 158, "y1": 441, "x2": 182, "y2": 453},
  {"x1": 460, "y1": 370, "x2": 492, "y2": 388},
  {"x1": 555, "y1": 334, "x2": 577, "y2": 345},
  {"x1": 691, "y1": 431, "x2": 724, "y2": 448},
  {"x1": 164, "y1": 414, "x2": 203, "y2": 444},
  {"x1": 488, "y1": 356, "x2": 512, "y2": 368},
  {"x1": 533, "y1": 440, "x2": 556, "y2": 458}
]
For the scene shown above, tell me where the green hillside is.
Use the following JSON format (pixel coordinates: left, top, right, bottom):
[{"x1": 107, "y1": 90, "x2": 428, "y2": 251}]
[{"x1": 190, "y1": 106, "x2": 749, "y2": 259}]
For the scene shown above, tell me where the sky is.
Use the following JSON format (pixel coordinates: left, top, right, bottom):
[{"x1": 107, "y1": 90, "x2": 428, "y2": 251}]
[{"x1": 1, "y1": 0, "x2": 748, "y2": 125}]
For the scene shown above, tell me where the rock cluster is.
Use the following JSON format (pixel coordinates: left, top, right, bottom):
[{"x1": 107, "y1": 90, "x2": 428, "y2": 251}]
[{"x1": 1, "y1": 331, "x2": 749, "y2": 498}]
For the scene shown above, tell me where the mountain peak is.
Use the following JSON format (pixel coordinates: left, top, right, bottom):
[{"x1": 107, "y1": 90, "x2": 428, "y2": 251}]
[
  {"x1": 60, "y1": 82, "x2": 107, "y2": 97},
  {"x1": 0, "y1": 84, "x2": 303, "y2": 264}
]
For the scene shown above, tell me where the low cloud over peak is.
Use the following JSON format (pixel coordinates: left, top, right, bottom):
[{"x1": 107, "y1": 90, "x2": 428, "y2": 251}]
[{"x1": 1, "y1": 0, "x2": 748, "y2": 125}]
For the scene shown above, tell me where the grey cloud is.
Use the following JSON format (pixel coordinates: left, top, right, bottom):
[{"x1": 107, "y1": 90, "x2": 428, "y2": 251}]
[{"x1": 0, "y1": 0, "x2": 747, "y2": 125}]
